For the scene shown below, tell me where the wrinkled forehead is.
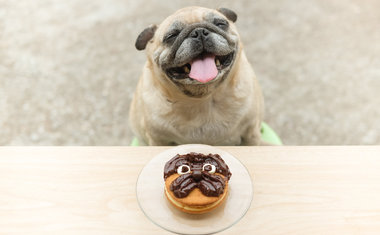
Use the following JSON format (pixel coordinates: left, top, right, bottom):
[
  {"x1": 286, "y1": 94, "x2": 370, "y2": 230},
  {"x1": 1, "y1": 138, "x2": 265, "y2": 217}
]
[
  {"x1": 157, "y1": 7, "x2": 227, "y2": 34},
  {"x1": 173, "y1": 156, "x2": 218, "y2": 166}
]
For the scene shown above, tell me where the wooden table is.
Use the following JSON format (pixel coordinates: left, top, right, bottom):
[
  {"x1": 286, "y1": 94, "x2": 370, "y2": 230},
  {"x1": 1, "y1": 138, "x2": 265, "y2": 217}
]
[{"x1": 1, "y1": 147, "x2": 380, "y2": 234}]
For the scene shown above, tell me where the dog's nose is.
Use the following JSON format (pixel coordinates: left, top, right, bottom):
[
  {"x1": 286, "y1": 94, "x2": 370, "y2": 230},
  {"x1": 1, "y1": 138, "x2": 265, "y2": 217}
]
[
  {"x1": 190, "y1": 28, "x2": 209, "y2": 40},
  {"x1": 192, "y1": 169, "x2": 202, "y2": 182}
]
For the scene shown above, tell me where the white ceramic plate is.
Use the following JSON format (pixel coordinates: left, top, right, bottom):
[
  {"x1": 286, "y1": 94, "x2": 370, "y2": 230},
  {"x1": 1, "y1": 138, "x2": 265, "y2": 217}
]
[{"x1": 136, "y1": 144, "x2": 253, "y2": 234}]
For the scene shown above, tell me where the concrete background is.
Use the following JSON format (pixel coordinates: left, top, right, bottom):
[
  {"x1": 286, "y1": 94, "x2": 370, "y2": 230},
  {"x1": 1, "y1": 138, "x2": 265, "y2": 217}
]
[{"x1": 0, "y1": 0, "x2": 379, "y2": 145}]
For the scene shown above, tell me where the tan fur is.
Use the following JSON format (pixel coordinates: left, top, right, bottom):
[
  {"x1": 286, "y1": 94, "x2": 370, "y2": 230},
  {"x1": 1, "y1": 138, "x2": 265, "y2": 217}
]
[{"x1": 130, "y1": 7, "x2": 264, "y2": 146}]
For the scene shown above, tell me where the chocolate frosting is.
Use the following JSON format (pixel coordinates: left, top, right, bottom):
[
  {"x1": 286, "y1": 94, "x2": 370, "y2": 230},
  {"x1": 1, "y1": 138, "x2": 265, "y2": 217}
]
[{"x1": 163, "y1": 152, "x2": 232, "y2": 198}]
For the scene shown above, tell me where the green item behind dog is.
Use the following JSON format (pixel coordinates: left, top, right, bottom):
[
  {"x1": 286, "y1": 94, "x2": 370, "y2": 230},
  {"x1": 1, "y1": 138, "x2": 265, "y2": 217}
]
[{"x1": 130, "y1": 122, "x2": 282, "y2": 146}]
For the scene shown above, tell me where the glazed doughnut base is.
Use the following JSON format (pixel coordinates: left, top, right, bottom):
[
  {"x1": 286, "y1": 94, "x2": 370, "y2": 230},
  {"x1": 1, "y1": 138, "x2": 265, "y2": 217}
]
[{"x1": 164, "y1": 173, "x2": 229, "y2": 214}]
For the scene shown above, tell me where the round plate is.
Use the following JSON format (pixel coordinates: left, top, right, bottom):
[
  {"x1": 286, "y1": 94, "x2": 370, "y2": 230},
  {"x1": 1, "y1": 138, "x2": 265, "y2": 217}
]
[{"x1": 136, "y1": 144, "x2": 253, "y2": 234}]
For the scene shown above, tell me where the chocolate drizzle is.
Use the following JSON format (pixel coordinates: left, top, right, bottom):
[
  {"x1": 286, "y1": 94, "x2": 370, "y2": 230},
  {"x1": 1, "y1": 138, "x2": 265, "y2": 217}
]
[{"x1": 164, "y1": 152, "x2": 232, "y2": 198}]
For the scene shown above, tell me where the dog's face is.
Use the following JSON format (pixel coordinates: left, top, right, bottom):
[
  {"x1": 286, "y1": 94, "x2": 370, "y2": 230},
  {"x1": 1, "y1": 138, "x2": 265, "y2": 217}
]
[
  {"x1": 164, "y1": 152, "x2": 232, "y2": 198},
  {"x1": 136, "y1": 7, "x2": 240, "y2": 97}
]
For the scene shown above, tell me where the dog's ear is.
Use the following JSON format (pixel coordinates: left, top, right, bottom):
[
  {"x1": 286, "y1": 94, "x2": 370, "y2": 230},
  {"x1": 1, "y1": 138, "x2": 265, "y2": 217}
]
[
  {"x1": 135, "y1": 24, "x2": 157, "y2": 50},
  {"x1": 217, "y1": 8, "x2": 237, "y2": 23}
]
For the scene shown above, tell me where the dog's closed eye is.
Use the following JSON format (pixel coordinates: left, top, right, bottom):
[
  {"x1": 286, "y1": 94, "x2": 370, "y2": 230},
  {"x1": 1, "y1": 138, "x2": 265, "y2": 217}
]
[
  {"x1": 163, "y1": 30, "x2": 181, "y2": 44},
  {"x1": 213, "y1": 18, "x2": 229, "y2": 30}
]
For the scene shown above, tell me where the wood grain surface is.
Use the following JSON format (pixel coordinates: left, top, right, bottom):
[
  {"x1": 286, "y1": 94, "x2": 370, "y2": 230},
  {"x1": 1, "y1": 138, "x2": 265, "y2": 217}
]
[{"x1": 0, "y1": 146, "x2": 380, "y2": 234}]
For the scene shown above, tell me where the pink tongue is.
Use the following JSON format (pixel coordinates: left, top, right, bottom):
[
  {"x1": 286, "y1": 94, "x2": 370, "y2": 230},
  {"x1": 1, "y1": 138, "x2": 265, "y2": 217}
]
[{"x1": 189, "y1": 55, "x2": 218, "y2": 83}]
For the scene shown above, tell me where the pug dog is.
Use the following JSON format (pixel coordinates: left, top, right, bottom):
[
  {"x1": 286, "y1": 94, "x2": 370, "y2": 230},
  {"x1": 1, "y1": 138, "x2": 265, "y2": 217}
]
[{"x1": 129, "y1": 6, "x2": 264, "y2": 145}]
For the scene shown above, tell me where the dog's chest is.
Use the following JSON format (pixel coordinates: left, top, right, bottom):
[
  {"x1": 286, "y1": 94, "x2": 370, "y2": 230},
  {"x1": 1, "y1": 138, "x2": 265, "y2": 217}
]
[{"x1": 164, "y1": 99, "x2": 246, "y2": 145}]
